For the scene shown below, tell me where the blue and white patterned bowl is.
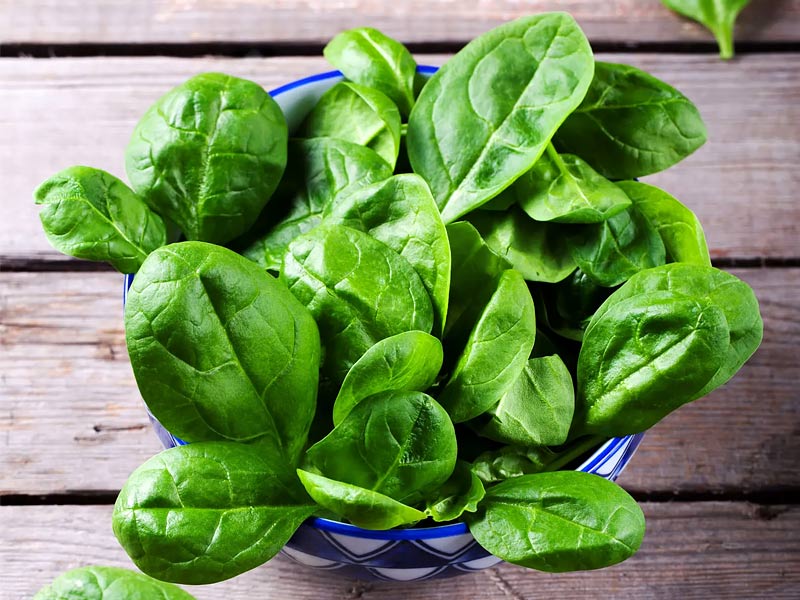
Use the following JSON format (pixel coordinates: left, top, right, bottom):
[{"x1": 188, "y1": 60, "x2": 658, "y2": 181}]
[{"x1": 122, "y1": 67, "x2": 646, "y2": 582}]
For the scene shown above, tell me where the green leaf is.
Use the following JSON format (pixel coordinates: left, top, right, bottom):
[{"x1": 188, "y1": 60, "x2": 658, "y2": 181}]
[
  {"x1": 300, "y1": 82, "x2": 402, "y2": 167},
  {"x1": 125, "y1": 242, "x2": 320, "y2": 462},
  {"x1": 533, "y1": 269, "x2": 613, "y2": 341},
  {"x1": 407, "y1": 13, "x2": 594, "y2": 223},
  {"x1": 588, "y1": 263, "x2": 763, "y2": 399},
  {"x1": 466, "y1": 471, "x2": 645, "y2": 572},
  {"x1": 555, "y1": 61, "x2": 707, "y2": 179},
  {"x1": 516, "y1": 144, "x2": 632, "y2": 223},
  {"x1": 438, "y1": 269, "x2": 536, "y2": 423},
  {"x1": 238, "y1": 138, "x2": 392, "y2": 271},
  {"x1": 471, "y1": 355, "x2": 574, "y2": 447},
  {"x1": 333, "y1": 331, "x2": 443, "y2": 425},
  {"x1": 568, "y1": 206, "x2": 666, "y2": 287},
  {"x1": 617, "y1": 181, "x2": 710, "y2": 267},
  {"x1": 34, "y1": 166, "x2": 166, "y2": 273},
  {"x1": 125, "y1": 73, "x2": 287, "y2": 244},
  {"x1": 324, "y1": 174, "x2": 451, "y2": 333},
  {"x1": 576, "y1": 290, "x2": 730, "y2": 436},
  {"x1": 282, "y1": 224, "x2": 433, "y2": 389},
  {"x1": 306, "y1": 391, "x2": 457, "y2": 504},
  {"x1": 425, "y1": 460, "x2": 485, "y2": 522},
  {"x1": 661, "y1": 0, "x2": 751, "y2": 59},
  {"x1": 468, "y1": 208, "x2": 577, "y2": 283},
  {"x1": 297, "y1": 470, "x2": 425, "y2": 530},
  {"x1": 324, "y1": 27, "x2": 417, "y2": 118},
  {"x1": 113, "y1": 442, "x2": 315, "y2": 584},
  {"x1": 34, "y1": 566, "x2": 196, "y2": 600}
]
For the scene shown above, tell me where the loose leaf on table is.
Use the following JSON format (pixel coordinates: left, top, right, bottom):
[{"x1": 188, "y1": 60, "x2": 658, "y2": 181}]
[
  {"x1": 568, "y1": 206, "x2": 666, "y2": 287},
  {"x1": 468, "y1": 207, "x2": 577, "y2": 283},
  {"x1": 34, "y1": 166, "x2": 166, "y2": 273},
  {"x1": 113, "y1": 442, "x2": 316, "y2": 585},
  {"x1": 282, "y1": 224, "x2": 433, "y2": 389},
  {"x1": 471, "y1": 355, "x2": 574, "y2": 447},
  {"x1": 425, "y1": 460, "x2": 486, "y2": 522},
  {"x1": 407, "y1": 13, "x2": 594, "y2": 223},
  {"x1": 333, "y1": 331, "x2": 443, "y2": 425},
  {"x1": 575, "y1": 290, "x2": 730, "y2": 436},
  {"x1": 324, "y1": 27, "x2": 417, "y2": 118},
  {"x1": 125, "y1": 73, "x2": 288, "y2": 245},
  {"x1": 306, "y1": 391, "x2": 457, "y2": 504},
  {"x1": 661, "y1": 0, "x2": 751, "y2": 59},
  {"x1": 554, "y1": 61, "x2": 707, "y2": 179},
  {"x1": 324, "y1": 174, "x2": 451, "y2": 333},
  {"x1": 588, "y1": 263, "x2": 763, "y2": 399},
  {"x1": 617, "y1": 180, "x2": 710, "y2": 267},
  {"x1": 34, "y1": 566, "x2": 196, "y2": 600},
  {"x1": 238, "y1": 138, "x2": 392, "y2": 271},
  {"x1": 466, "y1": 471, "x2": 645, "y2": 572},
  {"x1": 299, "y1": 82, "x2": 402, "y2": 167},
  {"x1": 516, "y1": 144, "x2": 632, "y2": 223},
  {"x1": 438, "y1": 269, "x2": 536, "y2": 423},
  {"x1": 297, "y1": 470, "x2": 425, "y2": 530},
  {"x1": 125, "y1": 242, "x2": 320, "y2": 462},
  {"x1": 444, "y1": 221, "x2": 510, "y2": 341}
]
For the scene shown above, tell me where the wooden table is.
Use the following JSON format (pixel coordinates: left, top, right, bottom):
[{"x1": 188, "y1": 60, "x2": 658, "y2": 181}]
[{"x1": 2, "y1": 2, "x2": 799, "y2": 598}]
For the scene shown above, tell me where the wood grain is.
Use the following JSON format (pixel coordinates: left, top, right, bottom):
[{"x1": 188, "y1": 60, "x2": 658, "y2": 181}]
[
  {"x1": 4, "y1": 502, "x2": 798, "y2": 599},
  {"x1": 2, "y1": 268, "x2": 797, "y2": 496},
  {"x1": 1, "y1": 0, "x2": 798, "y2": 45},
  {"x1": 3, "y1": 54, "x2": 800, "y2": 265}
]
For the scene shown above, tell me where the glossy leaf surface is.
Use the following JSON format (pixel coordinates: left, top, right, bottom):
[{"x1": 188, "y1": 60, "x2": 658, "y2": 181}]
[
  {"x1": 408, "y1": 13, "x2": 594, "y2": 223},
  {"x1": 126, "y1": 73, "x2": 287, "y2": 244},
  {"x1": 425, "y1": 460, "x2": 486, "y2": 522},
  {"x1": 34, "y1": 166, "x2": 166, "y2": 273},
  {"x1": 125, "y1": 242, "x2": 320, "y2": 461},
  {"x1": 34, "y1": 566, "x2": 196, "y2": 600},
  {"x1": 113, "y1": 443, "x2": 315, "y2": 584}
]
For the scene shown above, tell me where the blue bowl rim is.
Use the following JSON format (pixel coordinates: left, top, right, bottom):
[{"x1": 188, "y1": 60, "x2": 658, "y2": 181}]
[{"x1": 123, "y1": 65, "x2": 641, "y2": 543}]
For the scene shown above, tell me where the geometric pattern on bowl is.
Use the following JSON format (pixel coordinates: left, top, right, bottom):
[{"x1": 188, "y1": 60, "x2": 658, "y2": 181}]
[{"x1": 122, "y1": 63, "x2": 648, "y2": 579}]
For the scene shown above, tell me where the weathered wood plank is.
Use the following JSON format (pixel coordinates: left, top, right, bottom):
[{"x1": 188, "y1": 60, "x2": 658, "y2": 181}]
[
  {"x1": 3, "y1": 53, "x2": 799, "y2": 264},
  {"x1": 1, "y1": 0, "x2": 798, "y2": 45},
  {"x1": 1, "y1": 268, "x2": 797, "y2": 495},
  {"x1": 4, "y1": 503, "x2": 798, "y2": 599}
]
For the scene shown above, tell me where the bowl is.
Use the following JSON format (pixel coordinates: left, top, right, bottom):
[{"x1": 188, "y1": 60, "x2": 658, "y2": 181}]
[{"x1": 121, "y1": 68, "x2": 646, "y2": 582}]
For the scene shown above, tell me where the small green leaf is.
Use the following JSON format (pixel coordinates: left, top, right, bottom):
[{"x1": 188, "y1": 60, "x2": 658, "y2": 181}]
[
  {"x1": 661, "y1": 0, "x2": 751, "y2": 59},
  {"x1": 34, "y1": 566, "x2": 196, "y2": 600},
  {"x1": 425, "y1": 461, "x2": 485, "y2": 522}
]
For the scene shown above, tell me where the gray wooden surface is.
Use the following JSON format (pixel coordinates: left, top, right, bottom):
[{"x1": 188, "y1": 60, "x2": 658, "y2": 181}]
[{"x1": 1, "y1": 1, "x2": 799, "y2": 598}]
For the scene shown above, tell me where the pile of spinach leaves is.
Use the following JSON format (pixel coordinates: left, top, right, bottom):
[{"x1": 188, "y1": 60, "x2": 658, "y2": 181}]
[{"x1": 34, "y1": 12, "x2": 762, "y2": 587}]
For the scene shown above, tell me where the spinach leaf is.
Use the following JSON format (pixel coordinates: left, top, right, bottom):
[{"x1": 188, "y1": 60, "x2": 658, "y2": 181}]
[
  {"x1": 576, "y1": 290, "x2": 730, "y2": 436},
  {"x1": 282, "y1": 224, "x2": 433, "y2": 389},
  {"x1": 466, "y1": 471, "x2": 645, "y2": 572},
  {"x1": 113, "y1": 442, "x2": 315, "y2": 584},
  {"x1": 617, "y1": 180, "x2": 710, "y2": 267},
  {"x1": 554, "y1": 61, "x2": 707, "y2": 179},
  {"x1": 238, "y1": 138, "x2": 392, "y2": 271},
  {"x1": 34, "y1": 566, "x2": 195, "y2": 600},
  {"x1": 324, "y1": 27, "x2": 417, "y2": 118},
  {"x1": 444, "y1": 221, "x2": 510, "y2": 341},
  {"x1": 125, "y1": 73, "x2": 287, "y2": 245},
  {"x1": 534, "y1": 269, "x2": 613, "y2": 341},
  {"x1": 471, "y1": 355, "x2": 574, "y2": 447},
  {"x1": 324, "y1": 174, "x2": 451, "y2": 333},
  {"x1": 34, "y1": 166, "x2": 166, "y2": 273},
  {"x1": 662, "y1": 0, "x2": 751, "y2": 59},
  {"x1": 300, "y1": 82, "x2": 401, "y2": 167},
  {"x1": 468, "y1": 208, "x2": 577, "y2": 283},
  {"x1": 333, "y1": 331, "x2": 443, "y2": 425},
  {"x1": 588, "y1": 263, "x2": 762, "y2": 399},
  {"x1": 407, "y1": 13, "x2": 594, "y2": 223},
  {"x1": 516, "y1": 144, "x2": 632, "y2": 223},
  {"x1": 425, "y1": 460, "x2": 485, "y2": 523},
  {"x1": 306, "y1": 391, "x2": 457, "y2": 504},
  {"x1": 297, "y1": 470, "x2": 425, "y2": 530},
  {"x1": 124, "y1": 242, "x2": 320, "y2": 462},
  {"x1": 568, "y1": 206, "x2": 666, "y2": 287},
  {"x1": 439, "y1": 269, "x2": 536, "y2": 423}
]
